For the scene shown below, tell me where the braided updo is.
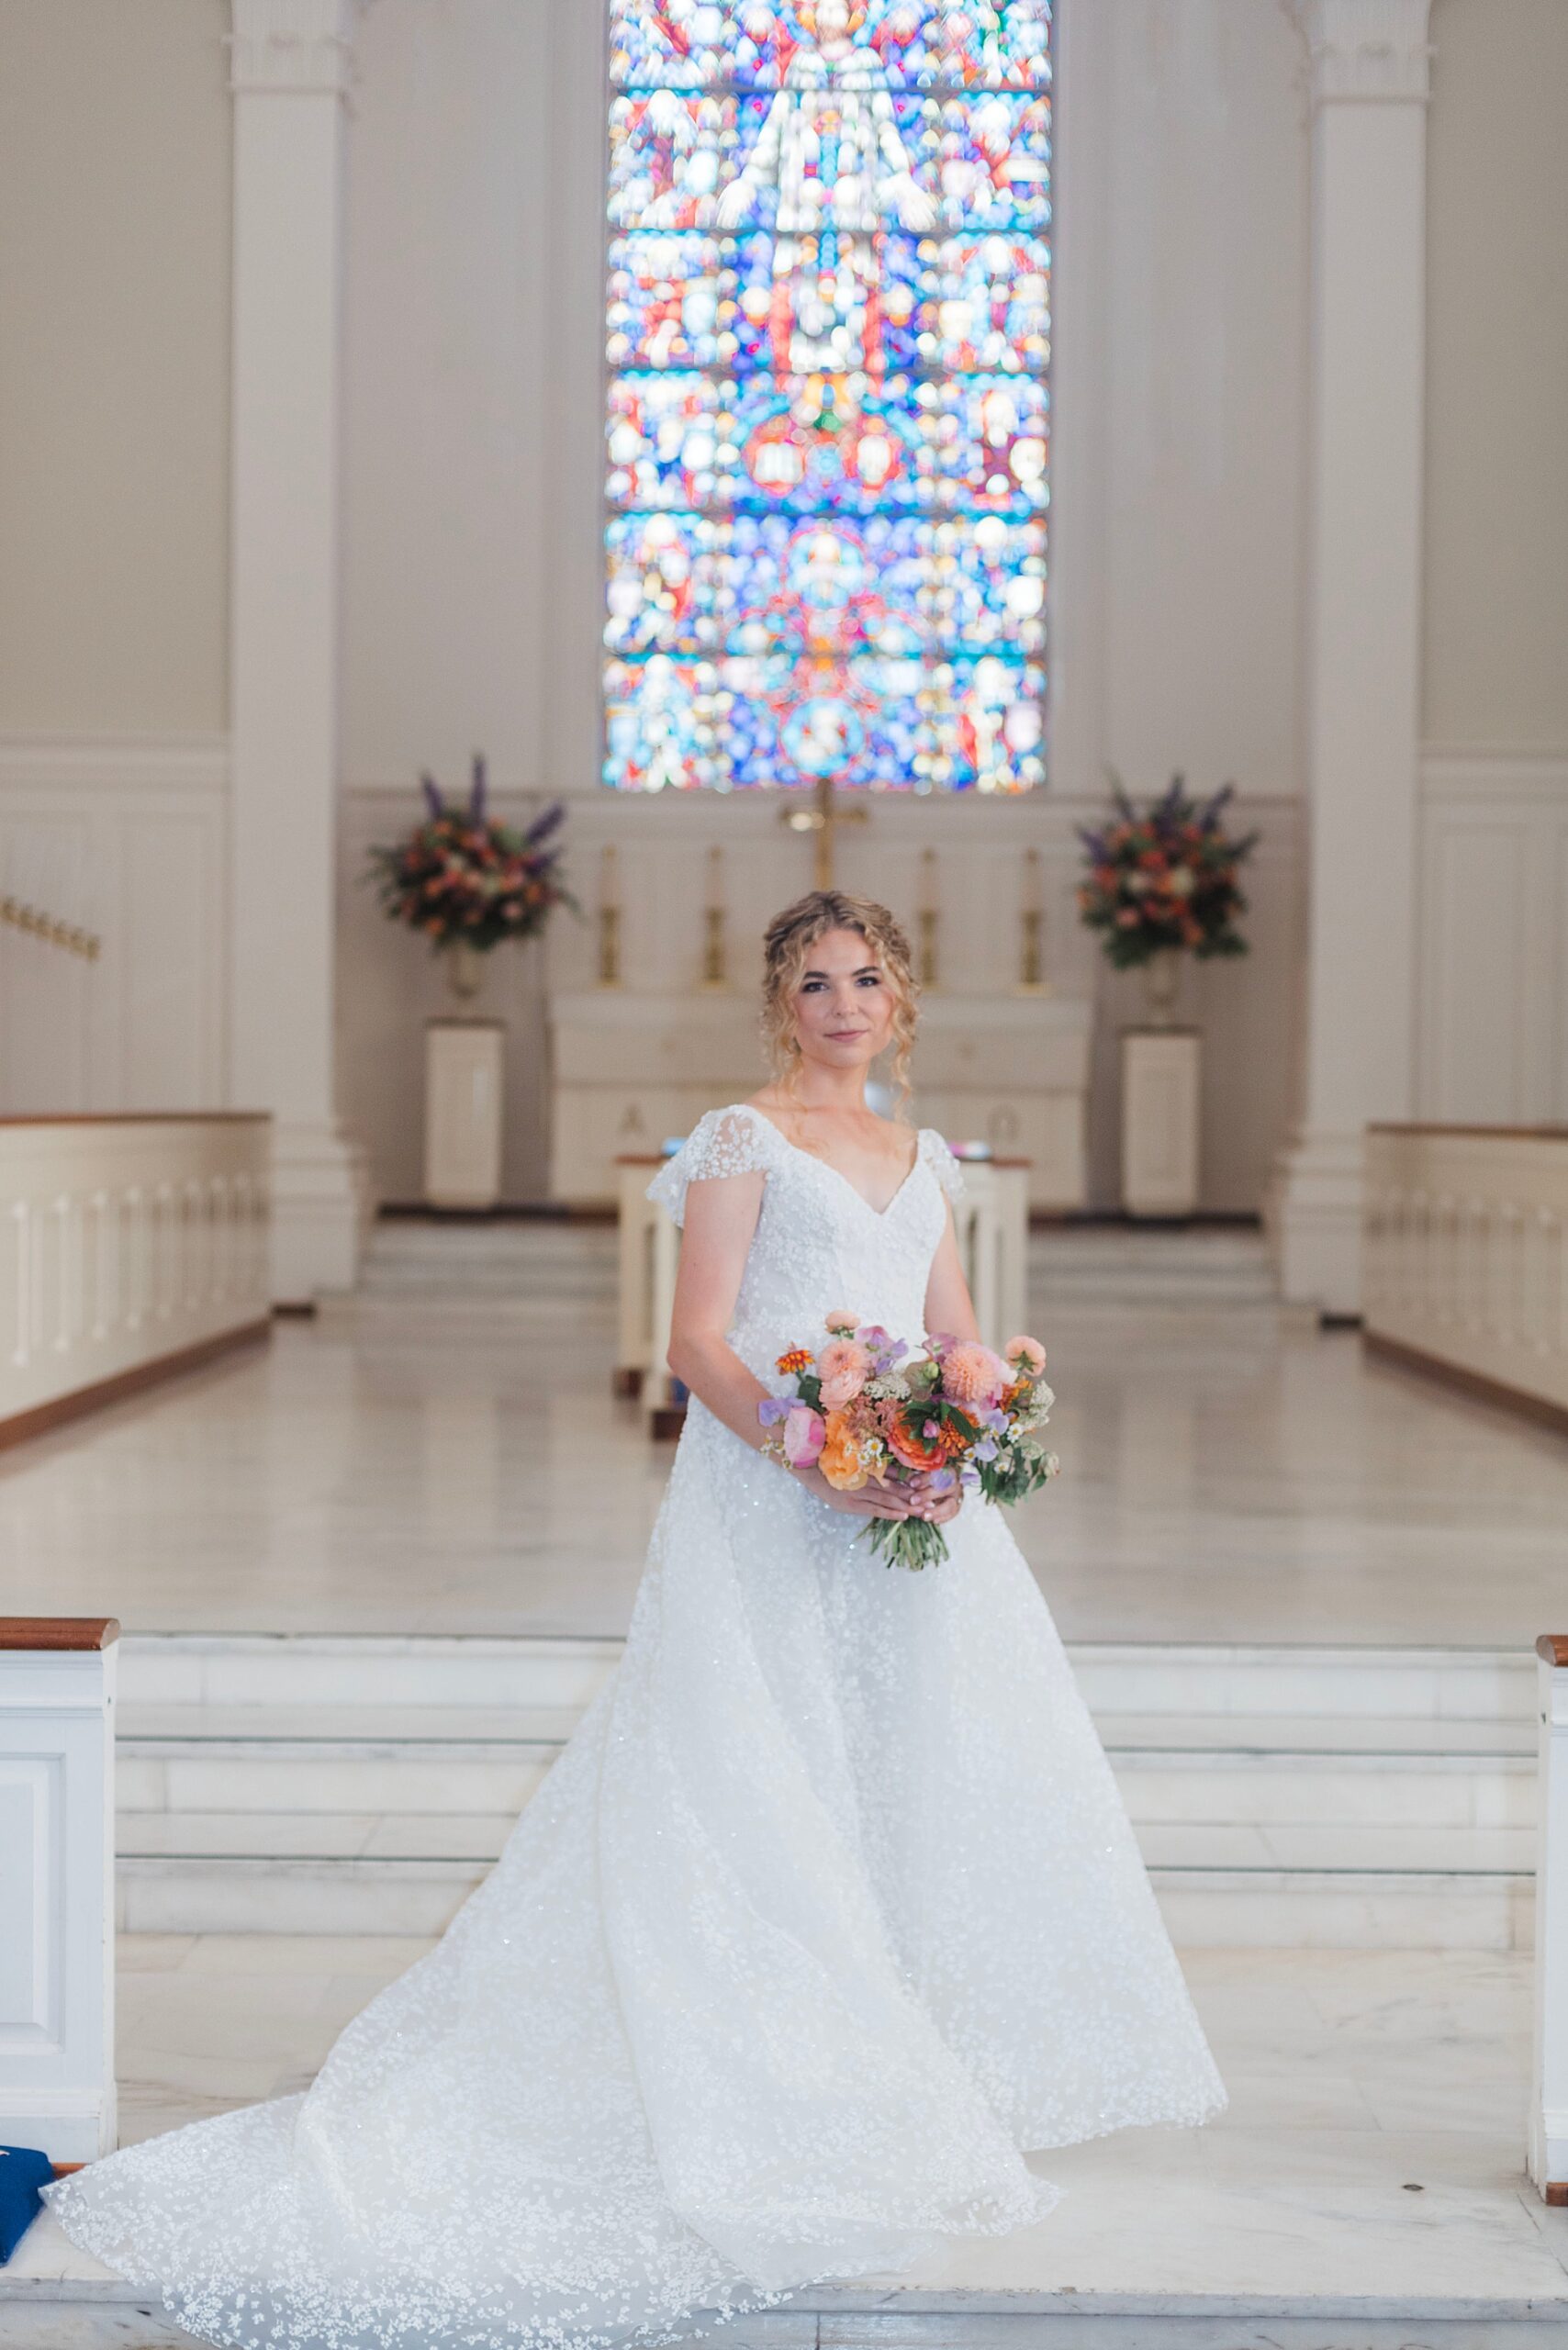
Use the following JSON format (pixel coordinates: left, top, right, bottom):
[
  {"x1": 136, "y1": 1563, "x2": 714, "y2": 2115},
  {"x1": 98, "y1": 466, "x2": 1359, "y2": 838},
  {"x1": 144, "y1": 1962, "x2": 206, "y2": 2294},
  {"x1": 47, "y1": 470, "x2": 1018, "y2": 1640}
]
[{"x1": 759, "y1": 890, "x2": 919, "y2": 1114}]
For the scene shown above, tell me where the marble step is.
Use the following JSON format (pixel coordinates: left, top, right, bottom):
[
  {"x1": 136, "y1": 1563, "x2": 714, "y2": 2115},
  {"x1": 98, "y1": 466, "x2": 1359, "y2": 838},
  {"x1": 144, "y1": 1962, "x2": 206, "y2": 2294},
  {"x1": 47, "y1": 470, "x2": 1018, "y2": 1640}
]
[
  {"x1": 116, "y1": 1707, "x2": 1535, "y2": 1830},
  {"x1": 1027, "y1": 1225, "x2": 1277, "y2": 1304},
  {"x1": 359, "y1": 1218, "x2": 617, "y2": 1298},
  {"x1": 117, "y1": 1634, "x2": 1538, "y2": 1724},
  {"x1": 11, "y1": 2269, "x2": 1566, "y2": 2350},
  {"x1": 115, "y1": 1827, "x2": 1535, "y2": 1948}
]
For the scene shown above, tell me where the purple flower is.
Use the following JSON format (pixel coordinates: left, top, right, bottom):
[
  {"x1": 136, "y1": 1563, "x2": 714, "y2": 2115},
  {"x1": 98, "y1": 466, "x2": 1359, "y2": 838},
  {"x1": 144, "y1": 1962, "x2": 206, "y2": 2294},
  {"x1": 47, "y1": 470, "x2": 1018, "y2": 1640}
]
[{"x1": 757, "y1": 1397, "x2": 791, "y2": 1427}]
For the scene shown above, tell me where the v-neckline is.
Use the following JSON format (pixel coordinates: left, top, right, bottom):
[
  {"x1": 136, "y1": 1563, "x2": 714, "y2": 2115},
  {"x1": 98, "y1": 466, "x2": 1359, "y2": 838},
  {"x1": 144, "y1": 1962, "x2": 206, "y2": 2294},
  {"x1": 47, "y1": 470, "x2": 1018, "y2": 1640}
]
[{"x1": 745, "y1": 1106, "x2": 923, "y2": 1221}]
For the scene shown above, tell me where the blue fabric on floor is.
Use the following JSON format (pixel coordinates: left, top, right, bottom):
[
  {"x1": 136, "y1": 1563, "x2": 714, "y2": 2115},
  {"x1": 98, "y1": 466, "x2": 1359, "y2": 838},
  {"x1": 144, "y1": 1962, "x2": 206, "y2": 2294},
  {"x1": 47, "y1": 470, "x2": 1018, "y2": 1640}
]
[{"x1": 0, "y1": 2145, "x2": 54, "y2": 2263}]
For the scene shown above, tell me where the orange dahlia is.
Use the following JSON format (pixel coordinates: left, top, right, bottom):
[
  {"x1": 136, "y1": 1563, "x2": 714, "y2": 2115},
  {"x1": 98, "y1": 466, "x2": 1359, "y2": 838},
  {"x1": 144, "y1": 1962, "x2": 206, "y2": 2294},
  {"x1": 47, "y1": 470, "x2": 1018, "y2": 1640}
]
[{"x1": 886, "y1": 1417, "x2": 945, "y2": 1472}]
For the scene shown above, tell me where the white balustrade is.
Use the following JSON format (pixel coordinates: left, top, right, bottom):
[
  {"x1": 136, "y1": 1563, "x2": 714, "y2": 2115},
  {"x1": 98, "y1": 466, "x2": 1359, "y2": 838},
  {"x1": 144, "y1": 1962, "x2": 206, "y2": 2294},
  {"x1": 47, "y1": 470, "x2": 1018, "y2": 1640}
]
[
  {"x1": 1362, "y1": 1125, "x2": 1568, "y2": 1419},
  {"x1": 618, "y1": 1145, "x2": 1031, "y2": 1441},
  {"x1": 616, "y1": 1156, "x2": 682, "y2": 1437},
  {"x1": 0, "y1": 1115, "x2": 272, "y2": 1438},
  {"x1": 947, "y1": 1156, "x2": 1030, "y2": 1351},
  {"x1": 1532, "y1": 1633, "x2": 1568, "y2": 2206},
  {"x1": 0, "y1": 1619, "x2": 118, "y2": 2163}
]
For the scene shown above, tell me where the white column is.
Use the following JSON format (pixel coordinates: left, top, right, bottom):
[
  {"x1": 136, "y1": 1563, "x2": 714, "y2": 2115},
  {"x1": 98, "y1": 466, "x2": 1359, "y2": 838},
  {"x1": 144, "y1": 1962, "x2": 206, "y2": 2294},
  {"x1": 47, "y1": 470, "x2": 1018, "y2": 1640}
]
[
  {"x1": 1272, "y1": 0, "x2": 1433, "y2": 1315},
  {"x1": 227, "y1": 0, "x2": 366, "y2": 1303}
]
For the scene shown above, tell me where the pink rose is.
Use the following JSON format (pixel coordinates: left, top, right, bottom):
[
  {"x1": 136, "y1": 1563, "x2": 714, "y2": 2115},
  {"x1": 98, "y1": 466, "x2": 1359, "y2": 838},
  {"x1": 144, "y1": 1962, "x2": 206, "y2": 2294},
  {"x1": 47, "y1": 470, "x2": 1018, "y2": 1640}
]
[
  {"x1": 942, "y1": 1341, "x2": 1012, "y2": 1407},
  {"x1": 817, "y1": 1338, "x2": 871, "y2": 1407},
  {"x1": 823, "y1": 1309, "x2": 860, "y2": 1337},
  {"x1": 782, "y1": 1404, "x2": 826, "y2": 1469},
  {"x1": 1002, "y1": 1335, "x2": 1047, "y2": 1376}
]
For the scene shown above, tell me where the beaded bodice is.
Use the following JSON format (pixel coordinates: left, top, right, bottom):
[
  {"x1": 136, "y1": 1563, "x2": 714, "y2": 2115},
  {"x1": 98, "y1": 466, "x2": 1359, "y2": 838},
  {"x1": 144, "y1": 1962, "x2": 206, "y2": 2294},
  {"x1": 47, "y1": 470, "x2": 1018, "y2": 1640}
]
[{"x1": 646, "y1": 1102, "x2": 965, "y2": 1378}]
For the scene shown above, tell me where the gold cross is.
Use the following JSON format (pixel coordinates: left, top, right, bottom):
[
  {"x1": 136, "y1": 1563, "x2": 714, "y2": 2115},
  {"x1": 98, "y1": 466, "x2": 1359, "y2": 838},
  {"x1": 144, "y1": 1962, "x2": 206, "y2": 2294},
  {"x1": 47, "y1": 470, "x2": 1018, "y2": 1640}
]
[{"x1": 778, "y1": 774, "x2": 869, "y2": 890}]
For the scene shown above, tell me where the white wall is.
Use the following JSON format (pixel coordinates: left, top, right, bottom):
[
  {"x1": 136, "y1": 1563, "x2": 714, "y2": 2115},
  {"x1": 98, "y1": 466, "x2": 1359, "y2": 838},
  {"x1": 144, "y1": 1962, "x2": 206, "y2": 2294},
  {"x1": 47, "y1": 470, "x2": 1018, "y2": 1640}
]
[
  {"x1": 0, "y1": 0, "x2": 231, "y2": 1113},
  {"x1": 0, "y1": 0, "x2": 231, "y2": 734},
  {"x1": 1415, "y1": 0, "x2": 1568, "y2": 1127},
  {"x1": 1423, "y1": 0, "x2": 1568, "y2": 755},
  {"x1": 338, "y1": 0, "x2": 1310, "y2": 1211}
]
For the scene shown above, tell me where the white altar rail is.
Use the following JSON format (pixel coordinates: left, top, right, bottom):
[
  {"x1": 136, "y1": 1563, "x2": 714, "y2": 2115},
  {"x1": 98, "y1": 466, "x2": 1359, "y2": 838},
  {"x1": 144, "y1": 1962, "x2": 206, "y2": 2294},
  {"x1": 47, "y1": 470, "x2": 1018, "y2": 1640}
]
[
  {"x1": 617, "y1": 1157, "x2": 683, "y2": 1438},
  {"x1": 617, "y1": 1147, "x2": 1029, "y2": 1438},
  {"x1": 1362, "y1": 1125, "x2": 1568, "y2": 1425},
  {"x1": 0, "y1": 1619, "x2": 118, "y2": 2164},
  {"x1": 0, "y1": 1115, "x2": 272, "y2": 1445},
  {"x1": 1533, "y1": 1633, "x2": 1568, "y2": 2206}
]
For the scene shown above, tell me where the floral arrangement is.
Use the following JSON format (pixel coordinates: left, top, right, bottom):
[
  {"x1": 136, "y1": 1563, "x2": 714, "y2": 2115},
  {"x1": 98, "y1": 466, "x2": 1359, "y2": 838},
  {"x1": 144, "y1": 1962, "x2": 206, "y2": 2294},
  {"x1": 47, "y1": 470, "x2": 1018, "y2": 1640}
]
[
  {"x1": 1076, "y1": 773, "x2": 1257, "y2": 971},
  {"x1": 759, "y1": 1313, "x2": 1059, "y2": 1572},
  {"x1": 366, "y1": 757, "x2": 574, "y2": 956}
]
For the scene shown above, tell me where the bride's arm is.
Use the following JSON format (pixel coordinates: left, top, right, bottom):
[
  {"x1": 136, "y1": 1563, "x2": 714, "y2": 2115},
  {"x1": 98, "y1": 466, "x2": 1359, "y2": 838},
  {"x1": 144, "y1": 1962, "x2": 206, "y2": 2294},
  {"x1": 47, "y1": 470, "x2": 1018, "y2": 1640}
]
[
  {"x1": 665, "y1": 1169, "x2": 773, "y2": 1451},
  {"x1": 666, "y1": 1173, "x2": 920, "y2": 1521},
  {"x1": 922, "y1": 1202, "x2": 982, "y2": 1346}
]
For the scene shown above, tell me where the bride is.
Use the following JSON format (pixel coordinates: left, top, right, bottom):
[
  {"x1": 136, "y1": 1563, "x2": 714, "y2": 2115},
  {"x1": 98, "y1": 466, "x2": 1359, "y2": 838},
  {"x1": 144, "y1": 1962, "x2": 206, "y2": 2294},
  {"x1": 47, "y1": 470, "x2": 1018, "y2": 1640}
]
[{"x1": 48, "y1": 889, "x2": 1226, "y2": 2350}]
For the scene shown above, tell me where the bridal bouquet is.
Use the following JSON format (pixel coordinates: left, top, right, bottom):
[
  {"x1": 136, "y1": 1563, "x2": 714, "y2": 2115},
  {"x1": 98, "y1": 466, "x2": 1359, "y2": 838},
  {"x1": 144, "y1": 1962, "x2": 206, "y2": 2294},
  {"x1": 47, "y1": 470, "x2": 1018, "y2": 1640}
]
[{"x1": 759, "y1": 1314, "x2": 1058, "y2": 1572}]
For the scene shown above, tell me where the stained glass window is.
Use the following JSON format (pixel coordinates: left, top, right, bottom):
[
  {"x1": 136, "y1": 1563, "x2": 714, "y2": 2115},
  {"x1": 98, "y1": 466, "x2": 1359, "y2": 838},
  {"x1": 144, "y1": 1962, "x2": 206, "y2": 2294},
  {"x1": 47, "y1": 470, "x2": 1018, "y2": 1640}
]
[{"x1": 603, "y1": 1, "x2": 1051, "y2": 793}]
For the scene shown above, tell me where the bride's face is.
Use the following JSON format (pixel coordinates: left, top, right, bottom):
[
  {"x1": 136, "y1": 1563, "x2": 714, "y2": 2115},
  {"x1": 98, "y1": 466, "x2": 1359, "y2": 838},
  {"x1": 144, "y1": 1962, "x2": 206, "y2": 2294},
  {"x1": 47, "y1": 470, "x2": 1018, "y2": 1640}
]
[{"x1": 790, "y1": 926, "x2": 895, "y2": 1074}]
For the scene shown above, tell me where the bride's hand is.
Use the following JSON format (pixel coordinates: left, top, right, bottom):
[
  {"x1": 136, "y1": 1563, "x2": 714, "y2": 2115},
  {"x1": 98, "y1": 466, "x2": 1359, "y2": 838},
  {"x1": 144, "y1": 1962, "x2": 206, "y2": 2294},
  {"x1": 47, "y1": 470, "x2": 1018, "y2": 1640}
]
[
  {"x1": 908, "y1": 1471, "x2": 963, "y2": 1527},
  {"x1": 790, "y1": 1465, "x2": 917, "y2": 1520}
]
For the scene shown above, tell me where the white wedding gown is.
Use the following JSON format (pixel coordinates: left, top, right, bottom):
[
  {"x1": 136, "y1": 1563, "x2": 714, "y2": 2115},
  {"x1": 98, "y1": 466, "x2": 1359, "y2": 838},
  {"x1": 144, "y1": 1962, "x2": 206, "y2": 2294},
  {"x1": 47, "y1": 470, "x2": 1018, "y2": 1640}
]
[{"x1": 47, "y1": 1103, "x2": 1226, "y2": 2350}]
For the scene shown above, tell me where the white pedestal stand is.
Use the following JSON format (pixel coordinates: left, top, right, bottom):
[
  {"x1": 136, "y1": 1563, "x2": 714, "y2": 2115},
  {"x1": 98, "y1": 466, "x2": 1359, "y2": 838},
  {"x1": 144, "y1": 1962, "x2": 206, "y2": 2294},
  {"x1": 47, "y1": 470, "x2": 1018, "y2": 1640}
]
[
  {"x1": 424, "y1": 1023, "x2": 505, "y2": 1212},
  {"x1": 1121, "y1": 1030, "x2": 1202, "y2": 1219}
]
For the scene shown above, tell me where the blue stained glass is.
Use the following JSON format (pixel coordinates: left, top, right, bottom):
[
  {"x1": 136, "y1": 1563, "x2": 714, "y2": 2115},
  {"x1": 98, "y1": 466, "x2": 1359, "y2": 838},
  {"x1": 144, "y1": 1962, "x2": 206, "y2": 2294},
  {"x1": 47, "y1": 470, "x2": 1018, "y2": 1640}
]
[{"x1": 604, "y1": 0, "x2": 1051, "y2": 792}]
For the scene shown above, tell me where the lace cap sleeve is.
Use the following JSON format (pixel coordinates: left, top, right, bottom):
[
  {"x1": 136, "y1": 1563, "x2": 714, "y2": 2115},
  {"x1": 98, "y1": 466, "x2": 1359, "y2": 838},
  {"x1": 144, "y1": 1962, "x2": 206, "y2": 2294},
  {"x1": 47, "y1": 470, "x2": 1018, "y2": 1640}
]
[
  {"x1": 645, "y1": 1105, "x2": 770, "y2": 1228},
  {"x1": 919, "y1": 1127, "x2": 966, "y2": 1204}
]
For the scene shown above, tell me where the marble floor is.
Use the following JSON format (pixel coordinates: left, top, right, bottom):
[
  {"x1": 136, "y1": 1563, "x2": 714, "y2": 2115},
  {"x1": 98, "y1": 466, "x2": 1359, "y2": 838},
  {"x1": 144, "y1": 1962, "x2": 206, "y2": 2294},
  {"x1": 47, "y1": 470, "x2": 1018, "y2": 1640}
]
[
  {"x1": 15, "y1": 1937, "x2": 1568, "y2": 2312},
  {"x1": 2, "y1": 1271, "x2": 1566, "y2": 1645}
]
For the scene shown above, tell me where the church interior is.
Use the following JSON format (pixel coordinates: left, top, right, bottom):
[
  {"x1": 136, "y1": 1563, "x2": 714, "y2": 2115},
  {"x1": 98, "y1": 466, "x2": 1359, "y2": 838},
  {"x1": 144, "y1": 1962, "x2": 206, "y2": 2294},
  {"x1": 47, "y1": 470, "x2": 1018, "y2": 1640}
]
[{"x1": 3, "y1": 0, "x2": 1568, "y2": 2338}]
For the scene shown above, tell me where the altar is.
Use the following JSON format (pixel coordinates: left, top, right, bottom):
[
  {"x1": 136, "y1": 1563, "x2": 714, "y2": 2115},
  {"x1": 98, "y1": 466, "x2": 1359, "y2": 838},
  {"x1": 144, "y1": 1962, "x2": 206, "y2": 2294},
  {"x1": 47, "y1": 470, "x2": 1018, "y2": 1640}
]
[{"x1": 548, "y1": 990, "x2": 1092, "y2": 1211}]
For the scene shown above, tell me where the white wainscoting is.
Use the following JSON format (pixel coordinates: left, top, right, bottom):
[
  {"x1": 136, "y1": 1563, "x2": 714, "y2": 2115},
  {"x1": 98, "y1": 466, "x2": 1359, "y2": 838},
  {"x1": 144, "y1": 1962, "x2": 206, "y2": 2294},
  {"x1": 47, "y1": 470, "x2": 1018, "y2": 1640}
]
[
  {"x1": 1362, "y1": 1125, "x2": 1568, "y2": 1421},
  {"x1": 0, "y1": 736, "x2": 230, "y2": 1115},
  {"x1": 1417, "y1": 754, "x2": 1568, "y2": 1127},
  {"x1": 0, "y1": 1623, "x2": 118, "y2": 2163},
  {"x1": 0, "y1": 1116, "x2": 271, "y2": 1437}
]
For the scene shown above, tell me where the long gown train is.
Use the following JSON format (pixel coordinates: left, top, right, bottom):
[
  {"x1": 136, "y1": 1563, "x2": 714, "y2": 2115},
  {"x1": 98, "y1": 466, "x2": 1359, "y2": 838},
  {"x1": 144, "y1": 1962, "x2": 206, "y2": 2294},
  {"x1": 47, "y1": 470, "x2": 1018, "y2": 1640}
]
[{"x1": 46, "y1": 1104, "x2": 1226, "y2": 2350}]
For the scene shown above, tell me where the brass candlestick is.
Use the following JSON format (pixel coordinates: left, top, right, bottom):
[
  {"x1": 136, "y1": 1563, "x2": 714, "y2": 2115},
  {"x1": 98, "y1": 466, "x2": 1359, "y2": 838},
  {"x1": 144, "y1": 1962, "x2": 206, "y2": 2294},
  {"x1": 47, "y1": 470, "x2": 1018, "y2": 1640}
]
[
  {"x1": 917, "y1": 847, "x2": 939, "y2": 989},
  {"x1": 1015, "y1": 847, "x2": 1051, "y2": 995},
  {"x1": 598, "y1": 845, "x2": 622, "y2": 988},
  {"x1": 700, "y1": 845, "x2": 727, "y2": 989}
]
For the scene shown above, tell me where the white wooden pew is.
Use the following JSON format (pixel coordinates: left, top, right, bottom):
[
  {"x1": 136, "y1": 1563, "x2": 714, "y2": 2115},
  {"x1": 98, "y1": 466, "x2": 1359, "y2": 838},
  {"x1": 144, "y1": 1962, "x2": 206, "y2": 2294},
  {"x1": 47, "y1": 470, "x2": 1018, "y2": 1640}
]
[
  {"x1": 0, "y1": 1619, "x2": 118, "y2": 2164},
  {"x1": 1533, "y1": 1632, "x2": 1568, "y2": 2206}
]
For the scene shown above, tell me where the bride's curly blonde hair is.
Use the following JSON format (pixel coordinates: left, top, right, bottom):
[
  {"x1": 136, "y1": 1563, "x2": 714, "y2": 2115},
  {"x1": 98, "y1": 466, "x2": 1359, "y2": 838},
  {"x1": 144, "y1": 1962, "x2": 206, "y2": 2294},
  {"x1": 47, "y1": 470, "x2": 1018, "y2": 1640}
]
[{"x1": 760, "y1": 890, "x2": 919, "y2": 1116}]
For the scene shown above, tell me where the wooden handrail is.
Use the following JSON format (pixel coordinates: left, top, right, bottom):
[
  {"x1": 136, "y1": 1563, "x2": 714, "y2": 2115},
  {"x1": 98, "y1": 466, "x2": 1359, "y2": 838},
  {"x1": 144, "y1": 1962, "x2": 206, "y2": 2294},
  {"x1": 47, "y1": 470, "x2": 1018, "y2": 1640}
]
[
  {"x1": 0, "y1": 895, "x2": 100, "y2": 960},
  {"x1": 0, "y1": 1618, "x2": 120, "y2": 1651},
  {"x1": 1538, "y1": 1635, "x2": 1568, "y2": 1668}
]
